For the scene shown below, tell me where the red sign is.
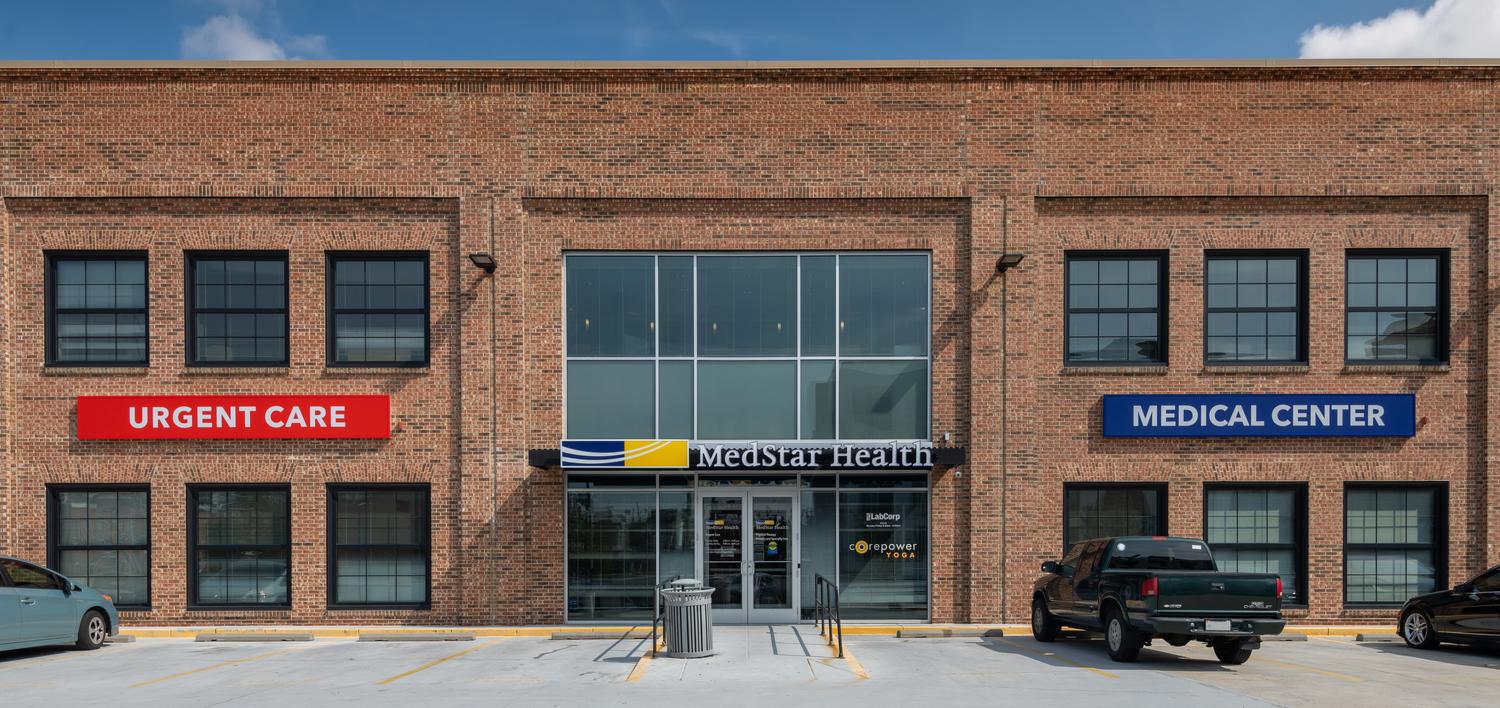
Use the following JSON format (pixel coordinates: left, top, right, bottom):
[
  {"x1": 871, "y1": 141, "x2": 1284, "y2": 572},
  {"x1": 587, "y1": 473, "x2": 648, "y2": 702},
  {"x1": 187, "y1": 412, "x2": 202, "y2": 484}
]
[{"x1": 76, "y1": 395, "x2": 391, "y2": 440}]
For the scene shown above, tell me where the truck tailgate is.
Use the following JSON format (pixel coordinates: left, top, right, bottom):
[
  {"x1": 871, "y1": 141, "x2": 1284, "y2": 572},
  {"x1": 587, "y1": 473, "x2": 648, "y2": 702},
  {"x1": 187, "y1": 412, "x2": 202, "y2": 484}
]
[{"x1": 1156, "y1": 572, "x2": 1279, "y2": 614}]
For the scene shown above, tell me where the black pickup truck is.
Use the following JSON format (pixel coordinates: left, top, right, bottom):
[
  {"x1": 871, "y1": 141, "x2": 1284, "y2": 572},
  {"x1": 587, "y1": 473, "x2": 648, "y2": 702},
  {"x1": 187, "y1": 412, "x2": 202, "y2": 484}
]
[{"x1": 1031, "y1": 536, "x2": 1285, "y2": 664}]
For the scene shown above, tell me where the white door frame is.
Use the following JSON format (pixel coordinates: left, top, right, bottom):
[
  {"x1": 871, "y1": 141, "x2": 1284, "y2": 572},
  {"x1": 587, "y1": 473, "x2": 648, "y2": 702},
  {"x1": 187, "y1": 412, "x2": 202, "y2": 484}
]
[{"x1": 695, "y1": 488, "x2": 800, "y2": 624}]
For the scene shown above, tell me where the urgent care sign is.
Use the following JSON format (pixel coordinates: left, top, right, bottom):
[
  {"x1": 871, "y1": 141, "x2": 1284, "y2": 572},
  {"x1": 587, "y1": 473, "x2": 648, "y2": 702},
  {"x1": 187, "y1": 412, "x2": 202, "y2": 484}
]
[{"x1": 76, "y1": 395, "x2": 391, "y2": 440}]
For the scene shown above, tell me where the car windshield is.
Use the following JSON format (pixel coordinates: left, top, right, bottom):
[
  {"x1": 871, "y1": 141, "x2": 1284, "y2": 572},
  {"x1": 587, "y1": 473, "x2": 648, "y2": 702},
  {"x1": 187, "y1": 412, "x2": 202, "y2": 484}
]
[{"x1": 1106, "y1": 540, "x2": 1216, "y2": 571}]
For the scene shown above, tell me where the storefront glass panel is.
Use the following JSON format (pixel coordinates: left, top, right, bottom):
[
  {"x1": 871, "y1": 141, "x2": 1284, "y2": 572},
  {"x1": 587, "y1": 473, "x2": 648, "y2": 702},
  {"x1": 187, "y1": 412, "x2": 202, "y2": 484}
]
[
  {"x1": 838, "y1": 491, "x2": 929, "y2": 619},
  {"x1": 566, "y1": 491, "x2": 655, "y2": 621}
]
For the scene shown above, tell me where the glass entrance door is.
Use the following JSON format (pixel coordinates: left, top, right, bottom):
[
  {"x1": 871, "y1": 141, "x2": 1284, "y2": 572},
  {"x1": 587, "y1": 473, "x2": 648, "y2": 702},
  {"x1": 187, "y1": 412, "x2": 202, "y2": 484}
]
[{"x1": 699, "y1": 491, "x2": 798, "y2": 623}]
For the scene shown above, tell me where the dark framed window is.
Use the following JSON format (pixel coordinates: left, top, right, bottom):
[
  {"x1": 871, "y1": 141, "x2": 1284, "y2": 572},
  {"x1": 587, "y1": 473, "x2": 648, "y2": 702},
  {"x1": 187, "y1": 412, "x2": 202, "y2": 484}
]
[
  {"x1": 327, "y1": 253, "x2": 429, "y2": 367},
  {"x1": 1345, "y1": 251, "x2": 1447, "y2": 363},
  {"x1": 1344, "y1": 484, "x2": 1447, "y2": 606},
  {"x1": 1205, "y1": 252, "x2": 1306, "y2": 364},
  {"x1": 327, "y1": 485, "x2": 431, "y2": 607},
  {"x1": 1063, "y1": 483, "x2": 1168, "y2": 551},
  {"x1": 45, "y1": 252, "x2": 148, "y2": 366},
  {"x1": 186, "y1": 252, "x2": 288, "y2": 366},
  {"x1": 188, "y1": 486, "x2": 291, "y2": 608},
  {"x1": 48, "y1": 486, "x2": 150, "y2": 608},
  {"x1": 1065, "y1": 253, "x2": 1167, "y2": 364},
  {"x1": 1204, "y1": 485, "x2": 1307, "y2": 606}
]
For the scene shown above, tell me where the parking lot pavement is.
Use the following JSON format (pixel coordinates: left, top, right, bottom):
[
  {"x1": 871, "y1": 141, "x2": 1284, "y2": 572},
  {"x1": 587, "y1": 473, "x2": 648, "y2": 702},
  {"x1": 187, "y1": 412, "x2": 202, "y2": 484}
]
[{"x1": 0, "y1": 630, "x2": 1496, "y2": 706}]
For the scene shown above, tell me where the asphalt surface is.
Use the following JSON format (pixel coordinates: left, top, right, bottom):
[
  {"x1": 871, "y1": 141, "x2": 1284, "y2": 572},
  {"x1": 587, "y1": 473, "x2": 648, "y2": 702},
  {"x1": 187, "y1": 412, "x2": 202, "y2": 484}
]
[{"x1": 0, "y1": 626, "x2": 1496, "y2": 706}]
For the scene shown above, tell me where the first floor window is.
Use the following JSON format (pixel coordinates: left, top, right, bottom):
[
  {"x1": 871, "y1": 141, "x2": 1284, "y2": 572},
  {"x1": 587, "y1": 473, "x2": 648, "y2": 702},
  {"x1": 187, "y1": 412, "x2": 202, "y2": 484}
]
[
  {"x1": 329, "y1": 486, "x2": 431, "y2": 606},
  {"x1": 190, "y1": 487, "x2": 290, "y2": 607},
  {"x1": 1064, "y1": 484, "x2": 1167, "y2": 551},
  {"x1": 1205, "y1": 485, "x2": 1306, "y2": 605},
  {"x1": 1345, "y1": 485, "x2": 1445, "y2": 605},
  {"x1": 49, "y1": 487, "x2": 150, "y2": 607}
]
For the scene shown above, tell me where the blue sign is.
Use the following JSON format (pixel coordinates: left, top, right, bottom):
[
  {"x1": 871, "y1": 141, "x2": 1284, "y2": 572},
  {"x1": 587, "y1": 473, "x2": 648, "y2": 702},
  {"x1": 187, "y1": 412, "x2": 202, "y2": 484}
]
[{"x1": 1102, "y1": 394, "x2": 1416, "y2": 438}]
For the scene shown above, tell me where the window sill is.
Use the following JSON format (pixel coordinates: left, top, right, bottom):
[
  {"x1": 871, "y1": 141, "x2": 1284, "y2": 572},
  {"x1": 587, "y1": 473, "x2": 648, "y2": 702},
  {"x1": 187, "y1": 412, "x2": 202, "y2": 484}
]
[
  {"x1": 41, "y1": 366, "x2": 151, "y2": 376},
  {"x1": 186, "y1": 605, "x2": 293, "y2": 612},
  {"x1": 1061, "y1": 364, "x2": 1169, "y2": 376},
  {"x1": 323, "y1": 366, "x2": 429, "y2": 376},
  {"x1": 328, "y1": 604, "x2": 432, "y2": 611},
  {"x1": 1341, "y1": 363, "x2": 1450, "y2": 375},
  {"x1": 179, "y1": 367, "x2": 291, "y2": 376},
  {"x1": 1201, "y1": 364, "x2": 1309, "y2": 375}
]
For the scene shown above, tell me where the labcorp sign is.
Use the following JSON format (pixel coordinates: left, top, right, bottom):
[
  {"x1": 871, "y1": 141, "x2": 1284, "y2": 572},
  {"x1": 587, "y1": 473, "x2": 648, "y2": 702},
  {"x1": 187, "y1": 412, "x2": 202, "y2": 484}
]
[{"x1": 76, "y1": 395, "x2": 391, "y2": 440}]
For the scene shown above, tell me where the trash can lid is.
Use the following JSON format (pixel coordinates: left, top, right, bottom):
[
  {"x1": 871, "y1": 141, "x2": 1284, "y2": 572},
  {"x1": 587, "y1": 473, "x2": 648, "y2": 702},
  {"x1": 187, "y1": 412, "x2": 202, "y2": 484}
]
[{"x1": 669, "y1": 578, "x2": 702, "y2": 587}]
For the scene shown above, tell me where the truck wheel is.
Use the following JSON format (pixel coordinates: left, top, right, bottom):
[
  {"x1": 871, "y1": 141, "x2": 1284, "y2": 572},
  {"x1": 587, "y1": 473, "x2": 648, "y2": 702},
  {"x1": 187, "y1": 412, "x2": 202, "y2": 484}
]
[
  {"x1": 1400, "y1": 609, "x2": 1440, "y2": 649},
  {"x1": 1213, "y1": 639, "x2": 1253, "y2": 665},
  {"x1": 75, "y1": 610, "x2": 107, "y2": 650},
  {"x1": 1031, "y1": 599, "x2": 1060, "y2": 643},
  {"x1": 1103, "y1": 608, "x2": 1143, "y2": 662}
]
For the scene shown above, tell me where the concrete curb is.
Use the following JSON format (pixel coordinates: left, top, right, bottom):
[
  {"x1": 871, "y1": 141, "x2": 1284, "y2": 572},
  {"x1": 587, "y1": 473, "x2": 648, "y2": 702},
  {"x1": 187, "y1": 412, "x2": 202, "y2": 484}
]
[
  {"x1": 551, "y1": 631, "x2": 652, "y2": 640},
  {"x1": 105, "y1": 635, "x2": 137, "y2": 643},
  {"x1": 1261, "y1": 634, "x2": 1307, "y2": 641},
  {"x1": 897, "y1": 628, "x2": 1006, "y2": 638},
  {"x1": 195, "y1": 633, "x2": 314, "y2": 642},
  {"x1": 359, "y1": 632, "x2": 476, "y2": 642}
]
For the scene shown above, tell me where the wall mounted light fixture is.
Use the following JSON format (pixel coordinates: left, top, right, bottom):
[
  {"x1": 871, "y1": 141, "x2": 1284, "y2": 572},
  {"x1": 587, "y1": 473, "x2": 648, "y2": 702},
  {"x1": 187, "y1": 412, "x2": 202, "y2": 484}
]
[
  {"x1": 995, "y1": 253, "x2": 1026, "y2": 273},
  {"x1": 468, "y1": 253, "x2": 498, "y2": 273}
]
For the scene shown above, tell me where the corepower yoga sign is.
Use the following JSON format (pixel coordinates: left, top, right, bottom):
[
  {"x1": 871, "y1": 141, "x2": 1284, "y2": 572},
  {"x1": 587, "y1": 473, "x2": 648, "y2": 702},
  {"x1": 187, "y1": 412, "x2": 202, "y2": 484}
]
[
  {"x1": 1101, "y1": 393, "x2": 1416, "y2": 438},
  {"x1": 76, "y1": 395, "x2": 391, "y2": 440}
]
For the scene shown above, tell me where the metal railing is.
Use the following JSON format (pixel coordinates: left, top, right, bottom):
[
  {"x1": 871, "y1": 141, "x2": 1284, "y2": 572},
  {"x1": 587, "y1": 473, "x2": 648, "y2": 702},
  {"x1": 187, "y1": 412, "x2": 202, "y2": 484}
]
[
  {"x1": 650, "y1": 575, "x2": 680, "y2": 657},
  {"x1": 814, "y1": 573, "x2": 843, "y2": 658}
]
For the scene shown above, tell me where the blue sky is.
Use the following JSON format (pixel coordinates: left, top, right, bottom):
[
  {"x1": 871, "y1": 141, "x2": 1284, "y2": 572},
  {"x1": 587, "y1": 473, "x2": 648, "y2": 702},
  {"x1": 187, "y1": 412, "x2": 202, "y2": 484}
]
[{"x1": 0, "y1": 1, "x2": 1494, "y2": 61}]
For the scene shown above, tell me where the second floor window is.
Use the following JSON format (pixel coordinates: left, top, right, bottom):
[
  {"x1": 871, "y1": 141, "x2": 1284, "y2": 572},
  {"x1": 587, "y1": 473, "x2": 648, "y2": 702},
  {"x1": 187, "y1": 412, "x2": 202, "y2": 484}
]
[
  {"x1": 1066, "y1": 254, "x2": 1165, "y2": 364},
  {"x1": 47, "y1": 253, "x2": 148, "y2": 365},
  {"x1": 1346, "y1": 252, "x2": 1446, "y2": 363},
  {"x1": 187, "y1": 253, "x2": 288, "y2": 366},
  {"x1": 328, "y1": 253, "x2": 429, "y2": 366},
  {"x1": 1205, "y1": 253, "x2": 1305, "y2": 363}
]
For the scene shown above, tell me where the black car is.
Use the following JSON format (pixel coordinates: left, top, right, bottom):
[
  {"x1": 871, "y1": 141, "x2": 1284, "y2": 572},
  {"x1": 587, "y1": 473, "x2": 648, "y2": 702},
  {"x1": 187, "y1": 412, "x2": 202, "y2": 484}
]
[{"x1": 1398, "y1": 565, "x2": 1500, "y2": 649}]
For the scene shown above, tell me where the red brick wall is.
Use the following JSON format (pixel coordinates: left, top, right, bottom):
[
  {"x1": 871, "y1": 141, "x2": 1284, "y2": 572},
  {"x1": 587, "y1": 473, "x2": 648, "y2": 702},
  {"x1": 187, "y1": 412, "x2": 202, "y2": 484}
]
[{"x1": 0, "y1": 65, "x2": 1495, "y2": 625}]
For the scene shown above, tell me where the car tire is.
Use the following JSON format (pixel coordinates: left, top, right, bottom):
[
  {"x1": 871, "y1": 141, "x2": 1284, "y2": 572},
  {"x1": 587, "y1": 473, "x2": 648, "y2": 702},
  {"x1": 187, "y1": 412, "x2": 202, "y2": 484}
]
[
  {"x1": 1031, "y1": 599, "x2": 1061, "y2": 643},
  {"x1": 1400, "y1": 609, "x2": 1440, "y2": 650},
  {"x1": 1213, "y1": 639, "x2": 1253, "y2": 665},
  {"x1": 75, "y1": 610, "x2": 107, "y2": 650},
  {"x1": 1103, "y1": 607, "x2": 1143, "y2": 662}
]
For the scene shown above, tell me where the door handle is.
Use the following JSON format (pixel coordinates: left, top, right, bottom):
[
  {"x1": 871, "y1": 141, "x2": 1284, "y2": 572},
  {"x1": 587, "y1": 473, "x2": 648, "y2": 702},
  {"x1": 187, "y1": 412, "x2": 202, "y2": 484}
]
[{"x1": 20, "y1": 598, "x2": 36, "y2": 606}]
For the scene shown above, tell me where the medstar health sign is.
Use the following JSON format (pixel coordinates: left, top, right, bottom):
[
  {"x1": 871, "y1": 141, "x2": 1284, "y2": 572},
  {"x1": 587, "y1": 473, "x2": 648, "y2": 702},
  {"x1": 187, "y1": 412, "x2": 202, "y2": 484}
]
[{"x1": 1101, "y1": 394, "x2": 1416, "y2": 438}]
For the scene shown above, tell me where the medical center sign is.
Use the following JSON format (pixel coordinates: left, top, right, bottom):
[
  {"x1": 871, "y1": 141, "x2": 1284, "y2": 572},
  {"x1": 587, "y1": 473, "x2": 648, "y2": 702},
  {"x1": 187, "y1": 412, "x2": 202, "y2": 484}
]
[
  {"x1": 76, "y1": 395, "x2": 391, "y2": 440},
  {"x1": 1102, "y1": 394, "x2": 1415, "y2": 438}
]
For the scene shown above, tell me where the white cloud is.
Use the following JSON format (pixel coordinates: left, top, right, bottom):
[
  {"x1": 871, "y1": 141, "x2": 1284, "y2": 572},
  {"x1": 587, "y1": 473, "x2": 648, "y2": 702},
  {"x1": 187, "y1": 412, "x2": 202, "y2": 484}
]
[
  {"x1": 1299, "y1": 0, "x2": 1500, "y2": 58},
  {"x1": 180, "y1": 3, "x2": 329, "y2": 61}
]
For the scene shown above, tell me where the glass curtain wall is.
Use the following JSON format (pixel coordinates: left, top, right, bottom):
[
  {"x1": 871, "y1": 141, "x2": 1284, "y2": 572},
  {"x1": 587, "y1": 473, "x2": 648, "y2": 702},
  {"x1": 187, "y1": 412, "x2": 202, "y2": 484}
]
[{"x1": 565, "y1": 253, "x2": 930, "y2": 441}]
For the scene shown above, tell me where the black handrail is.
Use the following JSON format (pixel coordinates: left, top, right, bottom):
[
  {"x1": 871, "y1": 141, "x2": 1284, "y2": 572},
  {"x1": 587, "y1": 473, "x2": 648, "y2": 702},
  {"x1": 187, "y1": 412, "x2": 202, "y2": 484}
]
[
  {"x1": 650, "y1": 575, "x2": 681, "y2": 657},
  {"x1": 814, "y1": 573, "x2": 843, "y2": 658}
]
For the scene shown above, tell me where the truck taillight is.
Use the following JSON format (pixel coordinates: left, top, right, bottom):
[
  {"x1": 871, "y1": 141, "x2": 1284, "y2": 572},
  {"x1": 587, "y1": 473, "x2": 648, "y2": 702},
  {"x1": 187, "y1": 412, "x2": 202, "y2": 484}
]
[
  {"x1": 1276, "y1": 577, "x2": 1283, "y2": 599},
  {"x1": 1141, "y1": 576, "x2": 1158, "y2": 598}
]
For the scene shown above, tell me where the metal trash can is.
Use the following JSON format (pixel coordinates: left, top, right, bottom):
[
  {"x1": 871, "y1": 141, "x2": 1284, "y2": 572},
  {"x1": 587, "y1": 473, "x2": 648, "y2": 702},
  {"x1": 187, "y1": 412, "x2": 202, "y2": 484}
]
[{"x1": 661, "y1": 579, "x2": 715, "y2": 658}]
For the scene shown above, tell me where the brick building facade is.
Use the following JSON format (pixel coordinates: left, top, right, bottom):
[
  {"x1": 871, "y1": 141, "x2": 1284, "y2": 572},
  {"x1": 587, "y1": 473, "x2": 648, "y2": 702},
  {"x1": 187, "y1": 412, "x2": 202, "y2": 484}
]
[{"x1": 1, "y1": 61, "x2": 1497, "y2": 626}]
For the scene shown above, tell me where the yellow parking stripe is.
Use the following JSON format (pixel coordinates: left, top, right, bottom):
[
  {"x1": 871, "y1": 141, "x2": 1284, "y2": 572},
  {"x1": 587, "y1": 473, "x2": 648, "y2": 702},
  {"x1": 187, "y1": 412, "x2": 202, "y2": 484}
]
[
  {"x1": 1253, "y1": 655, "x2": 1365, "y2": 683},
  {"x1": 129, "y1": 648, "x2": 292, "y2": 688},
  {"x1": 375, "y1": 640, "x2": 501, "y2": 685},
  {"x1": 995, "y1": 638, "x2": 1119, "y2": 679},
  {"x1": 839, "y1": 640, "x2": 870, "y2": 680},
  {"x1": 625, "y1": 636, "x2": 665, "y2": 682}
]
